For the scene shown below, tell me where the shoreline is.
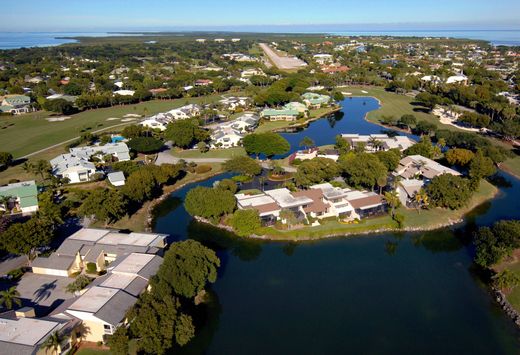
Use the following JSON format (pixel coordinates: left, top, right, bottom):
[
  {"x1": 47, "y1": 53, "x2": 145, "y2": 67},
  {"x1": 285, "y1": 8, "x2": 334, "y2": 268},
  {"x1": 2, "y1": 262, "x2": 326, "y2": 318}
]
[{"x1": 271, "y1": 106, "x2": 341, "y2": 133}]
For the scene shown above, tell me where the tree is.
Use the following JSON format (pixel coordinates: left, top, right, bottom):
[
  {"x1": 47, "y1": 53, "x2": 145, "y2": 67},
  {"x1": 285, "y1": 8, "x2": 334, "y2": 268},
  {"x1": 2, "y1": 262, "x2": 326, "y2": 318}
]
[
  {"x1": 414, "y1": 189, "x2": 429, "y2": 212},
  {"x1": 339, "y1": 153, "x2": 387, "y2": 190},
  {"x1": 197, "y1": 141, "x2": 209, "y2": 153},
  {"x1": 223, "y1": 156, "x2": 261, "y2": 176},
  {"x1": 0, "y1": 195, "x2": 13, "y2": 213},
  {"x1": 0, "y1": 218, "x2": 54, "y2": 263},
  {"x1": 107, "y1": 326, "x2": 130, "y2": 355},
  {"x1": 384, "y1": 190, "x2": 401, "y2": 216},
  {"x1": 157, "y1": 240, "x2": 220, "y2": 299},
  {"x1": 279, "y1": 209, "x2": 299, "y2": 229},
  {"x1": 128, "y1": 136, "x2": 164, "y2": 153},
  {"x1": 469, "y1": 152, "x2": 496, "y2": 180},
  {"x1": 41, "y1": 331, "x2": 68, "y2": 355},
  {"x1": 229, "y1": 209, "x2": 261, "y2": 237},
  {"x1": 399, "y1": 114, "x2": 417, "y2": 130},
  {"x1": 334, "y1": 135, "x2": 350, "y2": 154},
  {"x1": 121, "y1": 124, "x2": 144, "y2": 139},
  {"x1": 0, "y1": 286, "x2": 21, "y2": 310},
  {"x1": 299, "y1": 136, "x2": 315, "y2": 151},
  {"x1": 216, "y1": 179, "x2": 238, "y2": 193},
  {"x1": 32, "y1": 160, "x2": 51, "y2": 182},
  {"x1": 474, "y1": 220, "x2": 520, "y2": 267},
  {"x1": 184, "y1": 186, "x2": 236, "y2": 222},
  {"x1": 243, "y1": 133, "x2": 290, "y2": 157},
  {"x1": 65, "y1": 275, "x2": 92, "y2": 293},
  {"x1": 426, "y1": 174, "x2": 472, "y2": 210},
  {"x1": 374, "y1": 149, "x2": 401, "y2": 171},
  {"x1": 404, "y1": 136, "x2": 434, "y2": 158},
  {"x1": 122, "y1": 169, "x2": 159, "y2": 202},
  {"x1": 294, "y1": 158, "x2": 340, "y2": 187},
  {"x1": 0, "y1": 152, "x2": 13, "y2": 168},
  {"x1": 78, "y1": 189, "x2": 127, "y2": 225},
  {"x1": 493, "y1": 270, "x2": 520, "y2": 291},
  {"x1": 165, "y1": 120, "x2": 208, "y2": 148},
  {"x1": 445, "y1": 148, "x2": 475, "y2": 166}
]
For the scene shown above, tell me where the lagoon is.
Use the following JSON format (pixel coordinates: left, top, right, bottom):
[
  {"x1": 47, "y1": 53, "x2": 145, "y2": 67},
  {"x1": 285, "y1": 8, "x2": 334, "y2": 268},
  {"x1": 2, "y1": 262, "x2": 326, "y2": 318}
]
[{"x1": 153, "y1": 98, "x2": 520, "y2": 354}]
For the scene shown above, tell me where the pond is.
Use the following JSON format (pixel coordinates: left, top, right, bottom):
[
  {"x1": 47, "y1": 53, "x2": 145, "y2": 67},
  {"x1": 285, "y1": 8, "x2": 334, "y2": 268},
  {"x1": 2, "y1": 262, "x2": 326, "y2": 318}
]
[{"x1": 153, "y1": 97, "x2": 520, "y2": 354}]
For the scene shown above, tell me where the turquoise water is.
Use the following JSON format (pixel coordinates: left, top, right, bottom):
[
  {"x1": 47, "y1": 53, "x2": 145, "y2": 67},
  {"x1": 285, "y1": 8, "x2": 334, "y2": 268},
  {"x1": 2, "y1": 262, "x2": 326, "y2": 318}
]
[{"x1": 153, "y1": 98, "x2": 520, "y2": 354}]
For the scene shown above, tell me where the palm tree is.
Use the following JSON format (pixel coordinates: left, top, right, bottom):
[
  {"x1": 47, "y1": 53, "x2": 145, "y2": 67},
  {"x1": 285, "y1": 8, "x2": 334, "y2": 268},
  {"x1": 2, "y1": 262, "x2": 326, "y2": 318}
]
[
  {"x1": 376, "y1": 176, "x2": 387, "y2": 195},
  {"x1": 41, "y1": 331, "x2": 68, "y2": 355},
  {"x1": 22, "y1": 161, "x2": 33, "y2": 174},
  {"x1": 0, "y1": 195, "x2": 13, "y2": 213},
  {"x1": 384, "y1": 190, "x2": 401, "y2": 217},
  {"x1": 299, "y1": 136, "x2": 315, "y2": 152},
  {"x1": 0, "y1": 286, "x2": 22, "y2": 310},
  {"x1": 368, "y1": 137, "x2": 383, "y2": 152},
  {"x1": 32, "y1": 160, "x2": 51, "y2": 182},
  {"x1": 414, "y1": 189, "x2": 429, "y2": 213}
]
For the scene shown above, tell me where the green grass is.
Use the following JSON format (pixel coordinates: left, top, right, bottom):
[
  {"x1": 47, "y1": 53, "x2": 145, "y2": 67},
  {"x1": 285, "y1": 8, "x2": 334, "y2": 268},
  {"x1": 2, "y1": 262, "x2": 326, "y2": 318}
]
[
  {"x1": 172, "y1": 147, "x2": 246, "y2": 159},
  {"x1": 340, "y1": 86, "x2": 463, "y2": 132},
  {"x1": 0, "y1": 93, "x2": 230, "y2": 158},
  {"x1": 500, "y1": 157, "x2": 520, "y2": 178}
]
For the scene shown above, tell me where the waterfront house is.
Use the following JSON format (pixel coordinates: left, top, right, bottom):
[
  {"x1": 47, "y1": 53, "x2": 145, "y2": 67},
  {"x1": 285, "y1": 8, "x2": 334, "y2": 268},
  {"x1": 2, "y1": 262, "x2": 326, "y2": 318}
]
[
  {"x1": 210, "y1": 127, "x2": 244, "y2": 148},
  {"x1": 0, "y1": 180, "x2": 39, "y2": 215},
  {"x1": 301, "y1": 92, "x2": 331, "y2": 108},
  {"x1": 341, "y1": 134, "x2": 416, "y2": 152},
  {"x1": 260, "y1": 107, "x2": 299, "y2": 121}
]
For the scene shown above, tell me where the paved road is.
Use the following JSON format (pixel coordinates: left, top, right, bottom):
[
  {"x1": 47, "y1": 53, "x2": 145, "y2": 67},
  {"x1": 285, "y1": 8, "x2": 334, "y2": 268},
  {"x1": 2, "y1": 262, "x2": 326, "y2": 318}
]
[{"x1": 259, "y1": 43, "x2": 307, "y2": 70}]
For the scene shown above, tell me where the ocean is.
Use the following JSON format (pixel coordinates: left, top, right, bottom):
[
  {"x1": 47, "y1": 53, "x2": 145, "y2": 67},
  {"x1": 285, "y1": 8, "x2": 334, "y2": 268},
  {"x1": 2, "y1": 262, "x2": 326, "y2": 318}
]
[{"x1": 0, "y1": 30, "x2": 519, "y2": 50}]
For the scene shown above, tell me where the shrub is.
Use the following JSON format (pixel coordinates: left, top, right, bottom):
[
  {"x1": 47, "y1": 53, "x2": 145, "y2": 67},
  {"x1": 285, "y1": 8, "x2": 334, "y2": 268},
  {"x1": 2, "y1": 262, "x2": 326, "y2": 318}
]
[
  {"x1": 86, "y1": 262, "x2": 98, "y2": 273},
  {"x1": 194, "y1": 165, "x2": 212, "y2": 174},
  {"x1": 229, "y1": 209, "x2": 261, "y2": 237}
]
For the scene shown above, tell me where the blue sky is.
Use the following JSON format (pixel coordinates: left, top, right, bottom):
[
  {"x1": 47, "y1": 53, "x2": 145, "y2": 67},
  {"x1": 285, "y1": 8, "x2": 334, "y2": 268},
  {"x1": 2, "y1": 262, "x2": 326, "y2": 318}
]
[{"x1": 2, "y1": 0, "x2": 520, "y2": 32}]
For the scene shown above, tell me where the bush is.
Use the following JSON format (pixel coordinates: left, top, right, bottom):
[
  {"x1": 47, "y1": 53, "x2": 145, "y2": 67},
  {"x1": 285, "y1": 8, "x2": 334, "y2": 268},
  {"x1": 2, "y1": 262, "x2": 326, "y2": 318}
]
[
  {"x1": 86, "y1": 262, "x2": 98, "y2": 273},
  {"x1": 66, "y1": 275, "x2": 92, "y2": 293},
  {"x1": 128, "y1": 137, "x2": 164, "y2": 153},
  {"x1": 194, "y1": 165, "x2": 212, "y2": 174},
  {"x1": 229, "y1": 209, "x2": 261, "y2": 237}
]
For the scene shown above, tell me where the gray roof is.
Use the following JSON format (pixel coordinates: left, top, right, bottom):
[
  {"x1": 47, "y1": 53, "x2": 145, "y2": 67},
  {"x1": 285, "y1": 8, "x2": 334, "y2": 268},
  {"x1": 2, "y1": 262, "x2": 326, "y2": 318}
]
[
  {"x1": 108, "y1": 171, "x2": 125, "y2": 183},
  {"x1": 55, "y1": 239, "x2": 85, "y2": 256},
  {"x1": 94, "y1": 290, "x2": 137, "y2": 325},
  {"x1": 31, "y1": 254, "x2": 76, "y2": 271}
]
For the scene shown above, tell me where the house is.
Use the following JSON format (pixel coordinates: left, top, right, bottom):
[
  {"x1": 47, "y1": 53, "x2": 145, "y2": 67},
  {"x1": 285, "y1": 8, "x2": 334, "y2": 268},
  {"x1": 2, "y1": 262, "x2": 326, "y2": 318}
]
[
  {"x1": 32, "y1": 228, "x2": 167, "y2": 277},
  {"x1": 195, "y1": 79, "x2": 213, "y2": 86},
  {"x1": 46, "y1": 93, "x2": 77, "y2": 102},
  {"x1": 113, "y1": 89, "x2": 135, "y2": 96},
  {"x1": 219, "y1": 113, "x2": 260, "y2": 132},
  {"x1": 0, "y1": 180, "x2": 39, "y2": 215},
  {"x1": 0, "y1": 312, "x2": 77, "y2": 355},
  {"x1": 61, "y1": 252, "x2": 163, "y2": 342},
  {"x1": 231, "y1": 38, "x2": 241, "y2": 42},
  {"x1": 196, "y1": 39, "x2": 206, "y2": 43},
  {"x1": 396, "y1": 179, "x2": 425, "y2": 207},
  {"x1": 214, "y1": 38, "x2": 225, "y2": 43},
  {"x1": 446, "y1": 74, "x2": 468, "y2": 85},
  {"x1": 322, "y1": 64, "x2": 350, "y2": 74},
  {"x1": 301, "y1": 92, "x2": 331, "y2": 108},
  {"x1": 210, "y1": 127, "x2": 244, "y2": 148},
  {"x1": 289, "y1": 148, "x2": 340, "y2": 163},
  {"x1": 107, "y1": 171, "x2": 126, "y2": 186},
  {"x1": 219, "y1": 96, "x2": 251, "y2": 110},
  {"x1": 284, "y1": 102, "x2": 308, "y2": 115},
  {"x1": 241, "y1": 68, "x2": 265, "y2": 78},
  {"x1": 149, "y1": 88, "x2": 168, "y2": 96},
  {"x1": 421, "y1": 75, "x2": 442, "y2": 85},
  {"x1": 394, "y1": 155, "x2": 460, "y2": 180},
  {"x1": 260, "y1": 107, "x2": 299, "y2": 121},
  {"x1": 235, "y1": 184, "x2": 385, "y2": 225},
  {"x1": 313, "y1": 54, "x2": 334, "y2": 64},
  {"x1": 50, "y1": 154, "x2": 97, "y2": 184},
  {"x1": 341, "y1": 134, "x2": 416, "y2": 152},
  {"x1": 0, "y1": 95, "x2": 32, "y2": 115},
  {"x1": 140, "y1": 117, "x2": 168, "y2": 131},
  {"x1": 50, "y1": 143, "x2": 130, "y2": 183}
]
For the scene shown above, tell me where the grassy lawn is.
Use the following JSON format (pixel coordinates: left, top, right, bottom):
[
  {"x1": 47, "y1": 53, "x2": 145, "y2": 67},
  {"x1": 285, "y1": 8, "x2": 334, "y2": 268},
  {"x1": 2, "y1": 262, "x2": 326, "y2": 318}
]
[
  {"x1": 500, "y1": 157, "x2": 520, "y2": 178},
  {"x1": 172, "y1": 147, "x2": 246, "y2": 159},
  {"x1": 0, "y1": 93, "x2": 231, "y2": 158},
  {"x1": 75, "y1": 349, "x2": 112, "y2": 355},
  {"x1": 340, "y1": 86, "x2": 463, "y2": 132},
  {"x1": 398, "y1": 179, "x2": 498, "y2": 229},
  {"x1": 494, "y1": 251, "x2": 520, "y2": 313}
]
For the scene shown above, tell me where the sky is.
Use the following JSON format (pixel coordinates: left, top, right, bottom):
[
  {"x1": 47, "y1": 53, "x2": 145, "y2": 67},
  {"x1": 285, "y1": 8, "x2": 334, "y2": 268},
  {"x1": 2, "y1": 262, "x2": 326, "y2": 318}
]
[{"x1": 2, "y1": 0, "x2": 520, "y2": 32}]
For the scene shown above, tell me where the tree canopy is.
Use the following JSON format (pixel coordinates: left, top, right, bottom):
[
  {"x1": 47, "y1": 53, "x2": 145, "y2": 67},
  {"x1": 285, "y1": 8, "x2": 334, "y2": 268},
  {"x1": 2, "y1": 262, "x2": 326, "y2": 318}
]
[
  {"x1": 426, "y1": 174, "x2": 472, "y2": 210},
  {"x1": 243, "y1": 132, "x2": 290, "y2": 157},
  {"x1": 223, "y1": 156, "x2": 261, "y2": 176},
  {"x1": 294, "y1": 157, "x2": 340, "y2": 187},
  {"x1": 229, "y1": 209, "x2": 261, "y2": 237},
  {"x1": 165, "y1": 120, "x2": 209, "y2": 148},
  {"x1": 128, "y1": 137, "x2": 164, "y2": 153},
  {"x1": 474, "y1": 220, "x2": 520, "y2": 267},
  {"x1": 184, "y1": 186, "x2": 236, "y2": 222},
  {"x1": 339, "y1": 153, "x2": 387, "y2": 190}
]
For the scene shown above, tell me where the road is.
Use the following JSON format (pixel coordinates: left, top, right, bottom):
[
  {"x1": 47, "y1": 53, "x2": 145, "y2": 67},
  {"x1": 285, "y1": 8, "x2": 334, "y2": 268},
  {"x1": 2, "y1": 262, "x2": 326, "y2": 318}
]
[{"x1": 259, "y1": 43, "x2": 307, "y2": 70}]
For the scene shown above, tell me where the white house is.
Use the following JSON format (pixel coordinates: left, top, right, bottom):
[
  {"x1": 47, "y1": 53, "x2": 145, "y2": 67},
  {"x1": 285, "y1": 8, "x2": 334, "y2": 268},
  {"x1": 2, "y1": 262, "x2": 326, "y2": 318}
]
[
  {"x1": 210, "y1": 127, "x2": 244, "y2": 148},
  {"x1": 113, "y1": 89, "x2": 135, "y2": 96},
  {"x1": 313, "y1": 54, "x2": 334, "y2": 64},
  {"x1": 341, "y1": 134, "x2": 416, "y2": 152},
  {"x1": 107, "y1": 171, "x2": 126, "y2": 186},
  {"x1": 446, "y1": 74, "x2": 468, "y2": 85},
  {"x1": 140, "y1": 117, "x2": 168, "y2": 131}
]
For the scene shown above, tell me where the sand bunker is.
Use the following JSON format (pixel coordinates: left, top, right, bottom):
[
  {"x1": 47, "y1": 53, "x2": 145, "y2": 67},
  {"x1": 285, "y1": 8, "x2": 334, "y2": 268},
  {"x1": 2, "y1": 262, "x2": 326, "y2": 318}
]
[
  {"x1": 106, "y1": 117, "x2": 120, "y2": 121},
  {"x1": 46, "y1": 116, "x2": 71, "y2": 122},
  {"x1": 123, "y1": 114, "x2": 142, "y2": 118},
  {"x1": 121, "y1": 118, "x2": 137, "y2": 122}
]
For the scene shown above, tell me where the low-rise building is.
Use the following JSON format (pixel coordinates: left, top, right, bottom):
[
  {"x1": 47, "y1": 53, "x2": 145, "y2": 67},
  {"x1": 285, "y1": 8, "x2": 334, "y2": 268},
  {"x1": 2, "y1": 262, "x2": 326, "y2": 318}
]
[
  {"x1": 32, "y1": 228, "x2": 167, "y2": 277},
  {"x1": 0, "y1": 94, "x2": 32, "y2": 115},
  {"x1": 301, "y1": 92, "x2": 331, "y2": 108},
  {"x1": 0, "y1": 180, "x2": 39, "y2": 215},
  {"x1": 341, "y1": 134, "x2": 416, "y2": 152},
  {"x1": 50, "y1": 143, "x2": 130, "y2": 183},
  {"x1": 210, "y1": 127, "x2": 244, "y2": 149},
  {"x1": 260, "y1": 107, "x2": 299, "y2": 121},
  {"x1": 107, "y1": 171, "x2": 126, "y2": 186}
]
